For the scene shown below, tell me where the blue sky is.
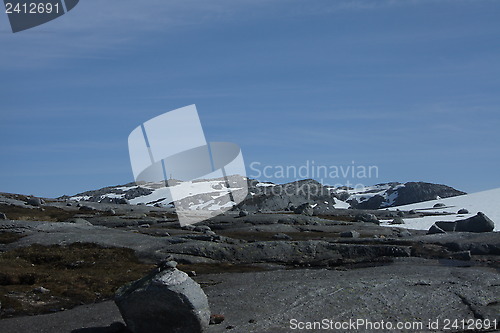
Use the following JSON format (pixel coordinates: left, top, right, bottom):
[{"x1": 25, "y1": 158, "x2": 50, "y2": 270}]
[{"x1": 1, "y1": 0, "x2": 499, "y2": 197}]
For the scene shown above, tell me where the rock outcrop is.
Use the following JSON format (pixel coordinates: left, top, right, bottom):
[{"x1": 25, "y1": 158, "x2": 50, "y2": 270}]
[{"x1": 428, "y1": 212, "x2": 495, "y2": 234}]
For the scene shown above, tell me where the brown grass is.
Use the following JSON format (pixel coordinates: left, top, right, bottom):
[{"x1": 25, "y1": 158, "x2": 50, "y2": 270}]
[
  {"x1": 0, "y1": 232, "x2": 25, "y2": 244},
  {"x1": 0, "y1": 204, "x2": 78, "y2": 222},
  {"x1": 0, "y1": 243, "x2": 154, "y2": 318}
]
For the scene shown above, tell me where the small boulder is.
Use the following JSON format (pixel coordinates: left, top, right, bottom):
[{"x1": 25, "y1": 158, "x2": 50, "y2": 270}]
[
  {"x1": 66, "y1": 218, "x2": 92, "y2": 226},
  {"x1": 33, "y1": 286, "x2": 50, "y2": 294},
  {"x1": 238, "y1": 210, "x2": 249, "y2": 217},
  {"x1": 79, "y1": 205, "x2": 97, "y2": 212},
  {"x1": 209, "y1": 314, "x2": 225, "y2": 325},
  {"x1": 355, "y1": 213, "x2": 379, "y2": 224},
  {"x1": 427, "y1": 224, "x2": 446, "y2": 235},
  {"x1": 194, "y1": 225, "x2": 211, "y2": 233},
  {"x1": 390, "y1": 217, "x2": 404, "y2": 225},
  {"x1": 106, "y1": 208, "x2": 116, "y2": 215},
  {"x1": 340, "y1": 231, "x2": 360, "y2": 238},
  {"x1": 26, "y1": 197, "x2": 42, "y2": 206},
  {"x1": 272, "y1": 233, "x2": 292, "y2": 240},
  {"x1": 115, "y1": 267, "x2": 210, "y2": 333},
  {"x1": 398, "y1": 230, "x2": 412, "y2": 238},
  {"x1": 183, "y1": 225, "x2": 196, "y2": 231},
  {"x1": 433, "y1": 203, "x2": 446, "y2": 208},
  {"x1": 0, "y1": 212, "x2": 7, "y2": 220},
  {"x1": 294, "y1": 203, "x2": 313, "y2": 216},
  {"x1": 457, "y1": 208, "x2": 469, "y2": 214}
]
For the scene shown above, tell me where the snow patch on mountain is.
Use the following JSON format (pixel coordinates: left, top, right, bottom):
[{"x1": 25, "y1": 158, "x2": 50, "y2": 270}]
[{"x1": 380, "y1": 187, "x2": 500, "y2": 231}]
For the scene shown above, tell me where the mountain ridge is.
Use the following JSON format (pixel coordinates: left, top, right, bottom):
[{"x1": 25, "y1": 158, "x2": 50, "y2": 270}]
[{"x1": 62, "y1": 179, "x2": 466, "y2": 212}]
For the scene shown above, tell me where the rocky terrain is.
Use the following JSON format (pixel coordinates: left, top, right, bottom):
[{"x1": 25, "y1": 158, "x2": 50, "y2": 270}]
[{"x1": 0, "y1": 183, "x2": 498, "y2": 332}]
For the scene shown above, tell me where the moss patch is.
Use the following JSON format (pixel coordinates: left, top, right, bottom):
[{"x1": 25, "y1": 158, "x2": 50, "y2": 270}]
[
  {"x1": 0, "y1": 243, "x2": 154, "y2": 318},
  {"x1": 0, "y1": 232, "x2": 25, "y2": 244},
  {"x1": 0, "y1": 204, "x2": 78, "y2": 222}
]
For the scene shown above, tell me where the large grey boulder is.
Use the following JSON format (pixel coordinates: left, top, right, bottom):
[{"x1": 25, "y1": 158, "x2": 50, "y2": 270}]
[
  {"x1": 455, "y1": 212, "x2": 494, "y2": 232},
  {"x1": 115, "y1": 266, "x2": 210, "y2": 333},
  {"x1": 26, "y1": 197, "x2": 43, "y2": 206},
  {"x1": 428, "y1": 212, "x2": 494, "y2": 234}
]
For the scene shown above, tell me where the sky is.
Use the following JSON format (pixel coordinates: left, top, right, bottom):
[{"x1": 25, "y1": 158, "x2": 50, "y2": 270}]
[{"x1": 1, "y1": 0, "x2": 499, "y2": 197}]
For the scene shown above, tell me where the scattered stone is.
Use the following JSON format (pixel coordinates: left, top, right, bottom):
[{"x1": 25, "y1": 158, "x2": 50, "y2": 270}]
[
  {"x1": 33, "y1": 286, "x2": 50, "y2": 294},
  {"x1": 238, "y1": 210, "x2": 249, "y2": 217},
  {"x1": 210, "y1": 314, "x2": 225, "y2": 325},
  {"x1": 390, "y1": 217, "x2": 405, "y2": 225},
  {"x1": 66, "y1": 218, "x2": 92, "y2": 226},
  {"x1": 0, "y1": 212, "x2": 7, "y2": 220},
  {"x1": 160, "y1": 261, "x2": 178, "y2": 269},
  {"x1": 116, "y1": 198, "x2": 129, "y2": 205},
  {"x1": 139, "y1": 224, "x2": 151, "y2": 228},
  {"x1": 248, "y1": 319, "x2": 256, "y2": 324},
  {"x1": 26, "y1": 197, "x2": 42, "y2": 206},
  {"x1": 79, "y1": 205, "x2": 97, "y2": 212},
  {"x1": 272, "y1": 233, "x2": 292, "y2": 240},
  {"x1": 66, "y1": 203, "x2": 73, "y2": 207},
  {"x1": 457, "y1": 208, "x2": 469, "y2": 214},
  {"x1": 433, "y1": 203, "x2": 446, "y2": 208},
  {"x1": 409, "y1": 210, "x2": 417, "y2": 215},
  {"x1": 294, "y1": 203, "x2": 313, "y2": 216},
  {"x1": 427, "y1": 224, "x2": 446, "y2": 235},
  {"x1": 183, "y1": 225, "x2": 196, "y2": 231},
  {"x1": 115, "y1": 267, "x2": 210, "y2": 333},
  {"x1": 106, "y1": 208, "x2": 116, "y2": 215},
  {"x1": 340, "y1": 231, "x2": 360, "y2": 238},
  {"x1": 355, "y1": 213, "x2": 379, "y2": 224},
  {"x1": 187, "y1": 271, "x2": 197, "y2": 277},
  {"x1": 398, "y1": 230, "x2": 412, "y2": 238},
  {"x1": 194, "y1": 225, "x2": 211, "y2": 233}
]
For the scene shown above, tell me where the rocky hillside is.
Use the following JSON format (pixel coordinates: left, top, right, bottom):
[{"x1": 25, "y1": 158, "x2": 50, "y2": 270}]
[
  {"x1": 341, "y1": 182, "x2": 466, "y2": 209},
  {"x1": 63, "y1": 179, "x2": 466, "y2": 212}
]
